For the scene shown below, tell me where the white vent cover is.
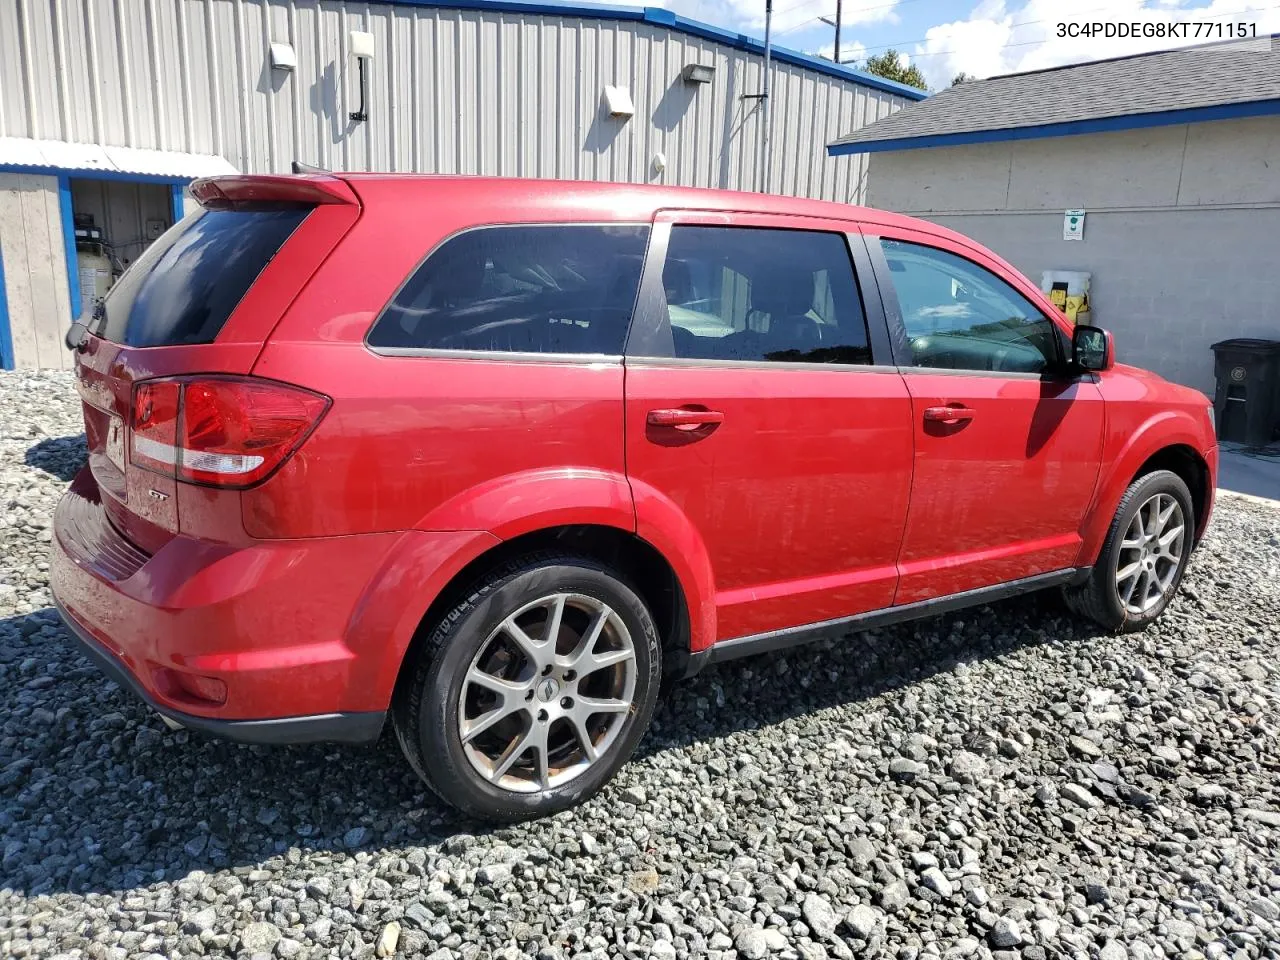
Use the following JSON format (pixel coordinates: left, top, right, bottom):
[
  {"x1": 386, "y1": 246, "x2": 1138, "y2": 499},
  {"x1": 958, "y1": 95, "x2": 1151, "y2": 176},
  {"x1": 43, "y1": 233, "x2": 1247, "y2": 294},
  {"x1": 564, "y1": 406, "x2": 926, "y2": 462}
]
[{"x1": 603, "y1": 85, "x2": 635, "y2": 118}]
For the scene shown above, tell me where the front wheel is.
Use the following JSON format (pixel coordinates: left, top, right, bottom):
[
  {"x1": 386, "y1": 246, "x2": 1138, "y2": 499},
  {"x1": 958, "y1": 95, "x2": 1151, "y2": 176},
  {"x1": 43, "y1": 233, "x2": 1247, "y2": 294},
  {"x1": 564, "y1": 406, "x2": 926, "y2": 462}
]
[
  {"x1": 392, "y1": 554, "x2": 661, "y2": 821},
  {"x1": 1064, "y1": 469, "x2": 1195, "y2": 632}
]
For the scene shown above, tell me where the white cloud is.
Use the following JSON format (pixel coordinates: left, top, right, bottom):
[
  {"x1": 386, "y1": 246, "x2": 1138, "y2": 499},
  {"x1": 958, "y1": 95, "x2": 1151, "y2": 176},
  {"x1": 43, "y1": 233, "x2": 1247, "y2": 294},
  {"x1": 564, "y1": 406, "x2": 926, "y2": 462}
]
[
  {"x1": 812, "y1": 38, "x2": 870, "y2": 64},
  {"x1": 911, "y1": 0, "x2": 1280, "y2": 89}
]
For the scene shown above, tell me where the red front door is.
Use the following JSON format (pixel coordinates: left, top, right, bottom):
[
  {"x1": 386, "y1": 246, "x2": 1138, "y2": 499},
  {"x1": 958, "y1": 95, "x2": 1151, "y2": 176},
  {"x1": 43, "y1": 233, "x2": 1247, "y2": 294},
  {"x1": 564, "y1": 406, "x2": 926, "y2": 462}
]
[
  {"x1": 869, "y1": 229, "x2": 1105, "y2": 603},
  {"x1": 624, "y1": 212, "x2": 914, "y2": 642}
]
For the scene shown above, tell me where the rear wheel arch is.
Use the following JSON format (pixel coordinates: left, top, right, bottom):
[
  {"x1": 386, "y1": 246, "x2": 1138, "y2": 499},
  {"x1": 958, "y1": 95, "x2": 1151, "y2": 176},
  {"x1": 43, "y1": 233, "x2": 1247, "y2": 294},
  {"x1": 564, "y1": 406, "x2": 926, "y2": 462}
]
[{"x1": 391, "y1": 524, "x2": 694, "y2": 707}]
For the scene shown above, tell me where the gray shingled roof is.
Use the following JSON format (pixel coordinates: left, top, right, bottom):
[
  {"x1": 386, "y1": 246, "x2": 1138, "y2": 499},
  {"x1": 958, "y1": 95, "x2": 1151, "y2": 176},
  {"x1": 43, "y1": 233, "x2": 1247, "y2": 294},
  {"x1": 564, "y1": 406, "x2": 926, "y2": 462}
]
[{"x1": 829, "y1": 39, "x2": 1280, "y2": 152}]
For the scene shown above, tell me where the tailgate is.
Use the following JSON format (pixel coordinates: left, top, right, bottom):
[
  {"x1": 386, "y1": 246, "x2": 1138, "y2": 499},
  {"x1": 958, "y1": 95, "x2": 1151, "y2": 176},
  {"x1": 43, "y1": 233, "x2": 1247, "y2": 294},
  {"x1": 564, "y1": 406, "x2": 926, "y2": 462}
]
[{"x1": 72, "y1": 176, "x2": 360, "y2": 550}]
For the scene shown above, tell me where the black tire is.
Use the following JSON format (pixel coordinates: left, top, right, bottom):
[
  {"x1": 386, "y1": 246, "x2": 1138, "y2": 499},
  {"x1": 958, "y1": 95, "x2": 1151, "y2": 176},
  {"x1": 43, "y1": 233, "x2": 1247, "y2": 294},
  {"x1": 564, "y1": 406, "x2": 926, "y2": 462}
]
[
  {"x1": 391, "y1": 552, "x2": 661, "y2": 822},
  {"x1": 1063, "y1": 469, "x2": 1195, "y2": 633}
]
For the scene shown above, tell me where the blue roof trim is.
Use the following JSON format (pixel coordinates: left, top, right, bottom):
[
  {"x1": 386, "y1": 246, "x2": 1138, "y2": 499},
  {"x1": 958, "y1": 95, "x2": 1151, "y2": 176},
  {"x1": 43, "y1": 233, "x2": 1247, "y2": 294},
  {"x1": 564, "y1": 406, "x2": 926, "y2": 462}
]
[
  {"x1": 827, "y1": 97, "x2": 1280, "y2": 155},
  {"x1": 373, "y1": 0, "x2": 927, "y2": 100}
]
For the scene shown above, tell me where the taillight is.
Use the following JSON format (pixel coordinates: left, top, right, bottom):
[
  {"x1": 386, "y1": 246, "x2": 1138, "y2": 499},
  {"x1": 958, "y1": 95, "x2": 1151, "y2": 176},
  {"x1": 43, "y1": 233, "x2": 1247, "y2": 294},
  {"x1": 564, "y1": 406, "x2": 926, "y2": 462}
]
[{"x1": 130, "y1": 377, "x2": 330, "y2": 489}]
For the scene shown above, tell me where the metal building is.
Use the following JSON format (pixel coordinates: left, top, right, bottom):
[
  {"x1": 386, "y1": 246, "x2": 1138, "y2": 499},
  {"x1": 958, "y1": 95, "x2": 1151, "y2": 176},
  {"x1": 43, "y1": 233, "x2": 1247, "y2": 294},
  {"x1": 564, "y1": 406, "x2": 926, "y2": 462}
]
[{"x1": 0, "y1": 0, "x2": 921, "y2": 371}]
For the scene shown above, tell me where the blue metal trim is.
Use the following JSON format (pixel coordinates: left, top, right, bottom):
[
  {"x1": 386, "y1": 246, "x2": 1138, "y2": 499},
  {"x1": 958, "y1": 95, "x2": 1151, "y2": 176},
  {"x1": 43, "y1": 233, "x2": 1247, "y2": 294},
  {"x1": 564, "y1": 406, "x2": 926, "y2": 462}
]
[
  {"x1": 0, "y1": 163, "x2": 192, "y2": 184},
  {"x1": 57, "y1": 177, "x2": 83, "y2": 324},
  {"x1": 0, "y1": 239, "x2": 12, "y2": 370},
  {"x1": 349, "y1": 0, "x2": 928, "y2": 100},
  {"x1": 827, "y1": 97, "x2": 1280, "y2": 156},
  {"x1": 169, "y1": 183, "x2": 186, "y2": 224}
]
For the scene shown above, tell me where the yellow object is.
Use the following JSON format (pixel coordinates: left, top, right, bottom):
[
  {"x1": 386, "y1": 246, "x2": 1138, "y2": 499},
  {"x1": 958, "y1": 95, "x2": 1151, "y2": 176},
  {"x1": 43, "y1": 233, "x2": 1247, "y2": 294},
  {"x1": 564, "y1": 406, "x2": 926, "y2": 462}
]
[{"x1": 1040, "y1": 270, "x2": 1091, "y2": 325}]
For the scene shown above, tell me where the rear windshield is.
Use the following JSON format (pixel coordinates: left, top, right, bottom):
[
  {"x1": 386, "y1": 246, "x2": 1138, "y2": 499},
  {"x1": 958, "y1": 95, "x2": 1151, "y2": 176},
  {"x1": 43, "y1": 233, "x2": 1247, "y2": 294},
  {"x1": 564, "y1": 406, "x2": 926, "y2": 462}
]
[{"x1": 89, "y1": 207, "x2": 309, "y2": 347}]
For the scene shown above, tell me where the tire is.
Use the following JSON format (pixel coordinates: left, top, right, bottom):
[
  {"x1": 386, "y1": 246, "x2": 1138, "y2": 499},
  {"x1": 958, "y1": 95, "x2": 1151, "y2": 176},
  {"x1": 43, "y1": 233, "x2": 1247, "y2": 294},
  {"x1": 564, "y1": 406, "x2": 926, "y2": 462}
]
[
  {"x1": 392, "y1": 552, "x2": 661, "y2": 822},
  {"x1": 1063, "y1": 469, "x2": 1195, "y2": 633}
]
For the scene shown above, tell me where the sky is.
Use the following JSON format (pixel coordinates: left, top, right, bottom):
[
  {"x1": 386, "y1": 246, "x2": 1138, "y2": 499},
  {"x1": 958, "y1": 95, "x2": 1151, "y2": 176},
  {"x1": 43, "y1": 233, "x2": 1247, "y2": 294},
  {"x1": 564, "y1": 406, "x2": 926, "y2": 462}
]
[{"x1": 639, "y1": 0, "x2": 1280, "y2": 90}]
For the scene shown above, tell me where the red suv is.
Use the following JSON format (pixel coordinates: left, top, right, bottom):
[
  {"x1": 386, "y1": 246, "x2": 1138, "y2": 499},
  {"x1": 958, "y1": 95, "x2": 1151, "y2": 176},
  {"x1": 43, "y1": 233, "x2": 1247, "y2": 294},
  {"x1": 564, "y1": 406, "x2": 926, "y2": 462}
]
[{"x1": 53, "y1": 175, "x2": 1217, "y2": 820}]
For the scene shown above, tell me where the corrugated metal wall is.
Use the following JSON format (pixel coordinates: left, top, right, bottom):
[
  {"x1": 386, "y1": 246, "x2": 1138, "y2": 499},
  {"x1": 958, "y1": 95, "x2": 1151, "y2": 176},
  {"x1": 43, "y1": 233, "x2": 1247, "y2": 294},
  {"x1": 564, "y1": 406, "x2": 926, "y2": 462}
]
[{"x1": 0, "y1": 0, "x2": 907, "y2": 203}]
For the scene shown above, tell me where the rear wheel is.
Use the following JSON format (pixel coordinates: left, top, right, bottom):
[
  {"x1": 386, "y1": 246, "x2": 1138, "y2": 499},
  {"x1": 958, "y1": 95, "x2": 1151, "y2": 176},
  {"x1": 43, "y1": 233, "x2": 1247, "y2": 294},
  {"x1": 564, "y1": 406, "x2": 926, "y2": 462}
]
[
  {"x1": 1063, "y1": 470, "x2": 1194, "y2": 632},
  {"x1": 392, "y1": 554, "x2": 660, "y2": 821}
]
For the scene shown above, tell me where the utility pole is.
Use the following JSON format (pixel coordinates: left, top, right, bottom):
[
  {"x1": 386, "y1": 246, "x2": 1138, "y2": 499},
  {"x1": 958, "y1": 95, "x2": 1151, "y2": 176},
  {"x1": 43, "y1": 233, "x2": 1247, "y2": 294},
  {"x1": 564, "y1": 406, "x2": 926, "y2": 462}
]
[{"x1": 819, "y1": 0, "x2": 843, "y2": 63}]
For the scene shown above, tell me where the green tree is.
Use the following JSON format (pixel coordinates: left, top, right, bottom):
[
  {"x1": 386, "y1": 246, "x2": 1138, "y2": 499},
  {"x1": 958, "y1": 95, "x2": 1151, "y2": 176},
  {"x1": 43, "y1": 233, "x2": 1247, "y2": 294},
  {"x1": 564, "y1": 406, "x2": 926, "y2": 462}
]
[
  {"x1": 951, "y1": 71, "x2": 974, "y2": 86},
  {"x1": 861, "y1": 49, "x2": 927, "y2": 91}
]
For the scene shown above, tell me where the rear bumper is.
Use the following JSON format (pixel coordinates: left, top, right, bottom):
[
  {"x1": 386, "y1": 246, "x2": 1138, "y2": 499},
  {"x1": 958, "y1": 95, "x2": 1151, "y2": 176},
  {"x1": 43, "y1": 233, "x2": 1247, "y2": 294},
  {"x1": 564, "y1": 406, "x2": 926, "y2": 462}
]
[
  {"x1": 50, "y1": 466, "x2": 406, "y2": 741},
  {"x1": 57, "y1": 599, "x2": 384, "y2": 744}
]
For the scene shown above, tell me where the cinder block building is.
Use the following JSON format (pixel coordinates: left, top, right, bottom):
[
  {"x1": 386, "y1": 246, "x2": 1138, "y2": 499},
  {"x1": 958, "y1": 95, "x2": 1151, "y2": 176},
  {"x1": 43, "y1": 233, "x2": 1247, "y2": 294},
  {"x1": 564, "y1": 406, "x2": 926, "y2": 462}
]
[
  {"x1": 0, "y1": 0, "x2": 922, "y2": 370},
  {"x1": 828, "y1": 42, "x2": 1280, "y2": 394}
]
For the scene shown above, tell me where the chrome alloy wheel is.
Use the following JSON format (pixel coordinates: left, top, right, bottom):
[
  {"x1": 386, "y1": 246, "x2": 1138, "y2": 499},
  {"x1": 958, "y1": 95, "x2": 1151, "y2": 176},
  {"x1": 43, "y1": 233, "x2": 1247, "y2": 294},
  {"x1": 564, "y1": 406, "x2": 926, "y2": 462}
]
[
  {"x1": 1114, "y1": 492, "x2": 1186, "y2": 617},
  {"x1": 457, "y1": 593, "x2": 637, "y2": 793}
]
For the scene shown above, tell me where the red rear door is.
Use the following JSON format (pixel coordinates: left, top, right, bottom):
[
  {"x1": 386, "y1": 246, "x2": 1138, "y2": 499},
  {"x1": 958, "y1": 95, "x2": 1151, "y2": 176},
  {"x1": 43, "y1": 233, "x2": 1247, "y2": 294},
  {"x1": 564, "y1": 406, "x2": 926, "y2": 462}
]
[
  {"x1": 865, "y1": 228, "x2": 1104, "y2": 603},
  {"x1": 624, "y1": 211, "x2": 913, "y2": 644},
  {"x1": 72, "y1": 176, "x2": 359, "y2": 550}
]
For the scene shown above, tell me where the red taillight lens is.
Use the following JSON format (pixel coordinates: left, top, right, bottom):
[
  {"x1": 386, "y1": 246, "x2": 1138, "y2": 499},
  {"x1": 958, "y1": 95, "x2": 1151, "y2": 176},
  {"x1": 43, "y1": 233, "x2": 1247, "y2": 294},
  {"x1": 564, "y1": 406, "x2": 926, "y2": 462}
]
[
  {"x1": 130, "y1": 377, "x2": 330, "y2": 489},
  {"x1": 131, "y1": 380, "x2": 182, "y2": 474}
]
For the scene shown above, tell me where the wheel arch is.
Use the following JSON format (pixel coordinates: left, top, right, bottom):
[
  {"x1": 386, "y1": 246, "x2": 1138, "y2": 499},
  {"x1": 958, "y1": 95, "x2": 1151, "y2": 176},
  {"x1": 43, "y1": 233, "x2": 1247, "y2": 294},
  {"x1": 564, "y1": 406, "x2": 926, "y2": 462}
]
[
  {"x1": 1080, "y1": 417, "x2": 1212, "y2": 564},
  {"x1": 389, "y1": 524, "x2": 697, "y2": 708}
]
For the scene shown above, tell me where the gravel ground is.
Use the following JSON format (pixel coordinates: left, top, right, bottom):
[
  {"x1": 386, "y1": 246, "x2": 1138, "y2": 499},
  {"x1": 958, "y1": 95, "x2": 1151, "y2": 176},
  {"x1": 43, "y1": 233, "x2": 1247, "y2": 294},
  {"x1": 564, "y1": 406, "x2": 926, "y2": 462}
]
[{"x1": 2, "y1": 368, "x2": 1280, "y2": 960}]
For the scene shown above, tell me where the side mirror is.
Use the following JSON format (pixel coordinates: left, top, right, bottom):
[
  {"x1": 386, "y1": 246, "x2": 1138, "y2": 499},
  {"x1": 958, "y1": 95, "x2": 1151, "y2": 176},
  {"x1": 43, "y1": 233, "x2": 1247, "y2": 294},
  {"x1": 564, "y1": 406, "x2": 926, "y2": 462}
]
[{"x1": 1072, "y1": 324, "x2": 1113, "y2": 372}]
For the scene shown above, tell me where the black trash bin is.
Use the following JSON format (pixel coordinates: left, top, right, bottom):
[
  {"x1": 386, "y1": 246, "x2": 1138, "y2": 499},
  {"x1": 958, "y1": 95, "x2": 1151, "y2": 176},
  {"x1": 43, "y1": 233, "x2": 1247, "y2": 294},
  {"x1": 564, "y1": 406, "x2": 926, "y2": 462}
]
[{"x1": 1210, "y1": 338, "x2": 1280, "y2": 445}]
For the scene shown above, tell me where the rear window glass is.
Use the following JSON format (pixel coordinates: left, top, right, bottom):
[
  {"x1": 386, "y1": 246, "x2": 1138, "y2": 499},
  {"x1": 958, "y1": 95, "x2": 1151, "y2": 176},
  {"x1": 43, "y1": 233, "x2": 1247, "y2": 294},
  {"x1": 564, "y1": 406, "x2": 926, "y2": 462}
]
[
  {"x1": 89, "y1": 207, "x2": 309, "y2": 347},
  {"x1": 367, "y1": 224, "x2": 650, "y2": 355}
]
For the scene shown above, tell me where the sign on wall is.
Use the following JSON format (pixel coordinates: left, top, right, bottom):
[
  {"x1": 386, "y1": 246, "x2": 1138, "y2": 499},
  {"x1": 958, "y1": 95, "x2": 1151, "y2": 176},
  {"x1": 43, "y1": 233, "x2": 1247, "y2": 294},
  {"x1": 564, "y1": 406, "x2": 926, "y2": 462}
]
[{"x1": 1063, "y1": 209, "x2": 1086, "y2": 241}]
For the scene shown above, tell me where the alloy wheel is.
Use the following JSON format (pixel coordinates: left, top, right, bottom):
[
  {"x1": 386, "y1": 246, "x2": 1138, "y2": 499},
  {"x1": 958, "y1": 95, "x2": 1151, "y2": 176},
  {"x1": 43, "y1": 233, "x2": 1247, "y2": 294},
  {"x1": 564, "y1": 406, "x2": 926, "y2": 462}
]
[
  {"x1": 457, "y1": 593, "x2": 637, "y2": 793},
  {"x1": 1114, "y1": 492, "x2": 1186, "y2": 617}
]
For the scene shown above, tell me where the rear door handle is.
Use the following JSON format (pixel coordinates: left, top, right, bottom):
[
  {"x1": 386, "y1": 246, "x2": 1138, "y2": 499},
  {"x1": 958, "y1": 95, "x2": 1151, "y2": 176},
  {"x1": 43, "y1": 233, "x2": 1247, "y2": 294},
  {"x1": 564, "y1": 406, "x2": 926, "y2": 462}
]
[
  {"x1": 647, "y1": 408, "x2": 725, "y2": 429},
  {"x1": 923, "y1": 404, "x2": 976, "y2": 424}
]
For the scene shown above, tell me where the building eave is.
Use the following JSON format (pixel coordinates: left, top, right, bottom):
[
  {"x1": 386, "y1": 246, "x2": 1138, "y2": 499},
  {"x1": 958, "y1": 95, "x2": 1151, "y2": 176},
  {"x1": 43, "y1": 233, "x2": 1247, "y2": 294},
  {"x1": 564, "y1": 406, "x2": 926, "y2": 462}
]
[{"x1": 827, "y1": 96, "x2": 1280, "y2": 156}]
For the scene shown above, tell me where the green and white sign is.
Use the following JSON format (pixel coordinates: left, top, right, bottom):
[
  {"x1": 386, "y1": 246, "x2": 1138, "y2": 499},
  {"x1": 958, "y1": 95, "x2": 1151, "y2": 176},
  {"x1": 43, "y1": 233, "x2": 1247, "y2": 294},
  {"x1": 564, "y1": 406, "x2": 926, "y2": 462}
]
[{"x1": 1063, "y1": 209, "x2": 1086, "y2": 241}]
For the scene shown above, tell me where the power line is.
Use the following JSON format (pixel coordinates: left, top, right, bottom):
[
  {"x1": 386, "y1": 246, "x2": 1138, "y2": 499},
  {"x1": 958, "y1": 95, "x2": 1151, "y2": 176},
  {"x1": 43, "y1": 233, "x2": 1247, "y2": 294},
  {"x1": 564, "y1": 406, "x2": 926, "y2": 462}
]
[{"x1": 773, "y1": 0, "x2": 930, "y2": 37}]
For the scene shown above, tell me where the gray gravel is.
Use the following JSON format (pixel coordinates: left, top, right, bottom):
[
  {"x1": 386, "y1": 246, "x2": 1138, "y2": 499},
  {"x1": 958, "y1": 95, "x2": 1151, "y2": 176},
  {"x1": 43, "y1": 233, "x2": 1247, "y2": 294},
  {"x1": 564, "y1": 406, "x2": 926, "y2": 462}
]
[{"x1": 3, "y1": 368, "x2": 1280, "y2": 960}]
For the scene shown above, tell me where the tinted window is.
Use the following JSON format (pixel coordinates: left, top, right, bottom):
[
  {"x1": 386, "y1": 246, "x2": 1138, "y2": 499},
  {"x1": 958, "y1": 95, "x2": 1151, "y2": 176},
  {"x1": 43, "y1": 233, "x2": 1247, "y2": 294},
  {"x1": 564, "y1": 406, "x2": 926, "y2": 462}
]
[
  {"x1": 368, "y1": 225, "x2": 650, "y2": 355},
  {"x1": 657, "y1": 226, "x2": 871, "y2": 364},
  {"x1": 880, "y1": 239, "x2": 1060, "y2": 373},
  {"x1": 91, "y1": 208, "x2": 308, "y2": 347}
]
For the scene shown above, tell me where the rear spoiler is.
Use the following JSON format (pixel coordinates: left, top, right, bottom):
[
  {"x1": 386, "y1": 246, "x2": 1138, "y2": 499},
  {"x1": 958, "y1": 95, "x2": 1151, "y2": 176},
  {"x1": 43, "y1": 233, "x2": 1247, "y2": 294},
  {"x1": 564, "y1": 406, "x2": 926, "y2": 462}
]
[{"x1": 189, "y1": 174, "x2": 358, "y2": 210}]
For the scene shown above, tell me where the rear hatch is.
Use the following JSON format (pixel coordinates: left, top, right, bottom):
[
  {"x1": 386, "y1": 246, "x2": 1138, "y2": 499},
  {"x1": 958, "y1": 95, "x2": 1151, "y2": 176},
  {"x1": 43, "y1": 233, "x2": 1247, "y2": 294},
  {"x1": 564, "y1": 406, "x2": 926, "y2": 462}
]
[{"x1": 72, "y1": 175, "x2": 360, "y2": 551}]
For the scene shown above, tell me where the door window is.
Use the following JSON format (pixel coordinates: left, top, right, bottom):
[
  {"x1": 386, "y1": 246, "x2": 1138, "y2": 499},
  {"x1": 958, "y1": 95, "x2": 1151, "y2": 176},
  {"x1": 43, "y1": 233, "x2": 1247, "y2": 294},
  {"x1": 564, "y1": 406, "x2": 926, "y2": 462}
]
[
  {"x1": 367, "y1": 224, "x2": 649, "y2": 355},
  {"x1": 655, "y1": 226, "x2": 872, "y2": 365},
  {"x1": 879, "y1": 239, "x2": 1060, "y2": 373}
]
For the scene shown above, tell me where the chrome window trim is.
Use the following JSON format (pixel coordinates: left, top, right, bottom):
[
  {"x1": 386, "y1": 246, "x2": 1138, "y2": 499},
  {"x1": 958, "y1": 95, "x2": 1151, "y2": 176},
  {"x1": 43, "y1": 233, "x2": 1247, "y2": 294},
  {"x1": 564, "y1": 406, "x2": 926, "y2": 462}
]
[
  {"x1": 366, "y1": 346, "x2": 623, "y2": 364},
  {"x1": 624, "y1": 356, "x2": 902, "y2": 374}
]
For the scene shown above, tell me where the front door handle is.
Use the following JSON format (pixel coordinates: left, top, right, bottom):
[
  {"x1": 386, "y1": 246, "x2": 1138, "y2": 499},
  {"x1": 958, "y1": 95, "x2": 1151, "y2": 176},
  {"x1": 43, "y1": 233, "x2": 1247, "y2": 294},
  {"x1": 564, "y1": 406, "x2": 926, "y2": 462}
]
[
  {"x1": 923, "y1": 404, "x2": 976, "y2": 424},
  {"x1": 647, "y1": 407, "x2": 725, "y2": 429}
]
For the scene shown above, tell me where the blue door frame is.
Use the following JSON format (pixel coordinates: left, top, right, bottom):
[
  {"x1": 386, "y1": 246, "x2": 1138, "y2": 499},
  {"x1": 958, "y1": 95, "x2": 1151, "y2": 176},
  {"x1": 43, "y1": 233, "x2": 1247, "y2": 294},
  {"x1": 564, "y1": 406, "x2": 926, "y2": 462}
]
[{"x1": 0, "y1": 166, "x2": 192, "y2": 368}]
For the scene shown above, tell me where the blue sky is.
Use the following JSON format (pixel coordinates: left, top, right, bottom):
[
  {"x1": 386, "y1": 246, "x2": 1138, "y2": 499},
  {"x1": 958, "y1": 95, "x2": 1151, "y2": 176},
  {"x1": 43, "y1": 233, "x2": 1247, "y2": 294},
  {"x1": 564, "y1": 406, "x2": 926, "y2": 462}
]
[{"x1": 643, "y1": 0, "x2": 1280, "y2": 90}]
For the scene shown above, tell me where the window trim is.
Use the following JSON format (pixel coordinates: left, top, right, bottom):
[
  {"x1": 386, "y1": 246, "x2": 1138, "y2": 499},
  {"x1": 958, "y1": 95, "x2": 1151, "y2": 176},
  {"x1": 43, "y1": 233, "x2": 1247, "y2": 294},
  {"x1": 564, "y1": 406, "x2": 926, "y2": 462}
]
[
  {"x1": 363, "y1": 220, "x2": 653, "y2": 363},
  {"x1": 624, "y1": 218, "x2": 885, "y2": 369},
  {"x1": 867, "y1": 233, "x2": 1072, "y2": 377}
]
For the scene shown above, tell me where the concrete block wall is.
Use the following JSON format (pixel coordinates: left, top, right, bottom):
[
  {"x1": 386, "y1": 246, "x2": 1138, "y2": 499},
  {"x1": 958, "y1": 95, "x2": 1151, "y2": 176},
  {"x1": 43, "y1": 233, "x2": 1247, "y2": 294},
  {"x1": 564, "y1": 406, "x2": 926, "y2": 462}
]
[{"x1": 866, "y1": 116, "x2": 1280, "y2": 394}]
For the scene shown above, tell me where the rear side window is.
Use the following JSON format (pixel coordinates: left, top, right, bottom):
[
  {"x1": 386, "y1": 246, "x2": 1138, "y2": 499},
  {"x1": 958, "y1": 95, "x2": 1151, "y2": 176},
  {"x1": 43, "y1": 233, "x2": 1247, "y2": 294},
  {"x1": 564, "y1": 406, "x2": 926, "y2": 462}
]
[
  {"x1": 657, "y1": 226, "x2": 872, "y2": 365},
  {"x1": 367, "y1": 224, "x2": 650, "y2": 355},
  {"x1": 90, "y1": 208, "x2": 309, "y2": 347}
]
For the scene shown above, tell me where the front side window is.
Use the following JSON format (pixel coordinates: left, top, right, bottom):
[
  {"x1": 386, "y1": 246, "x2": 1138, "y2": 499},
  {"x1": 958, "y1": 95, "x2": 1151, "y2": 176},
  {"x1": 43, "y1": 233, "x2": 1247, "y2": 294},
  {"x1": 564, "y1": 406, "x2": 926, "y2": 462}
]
[
  {"x1": 657, "y1": 226, "x2": 872, "y2": 365},
  {"x1": 879, "y1": 239, "x2": 1060, "y2": 374},
  {"x1": 368, "y1": 224, "x2": 650, "y2": 355}
]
